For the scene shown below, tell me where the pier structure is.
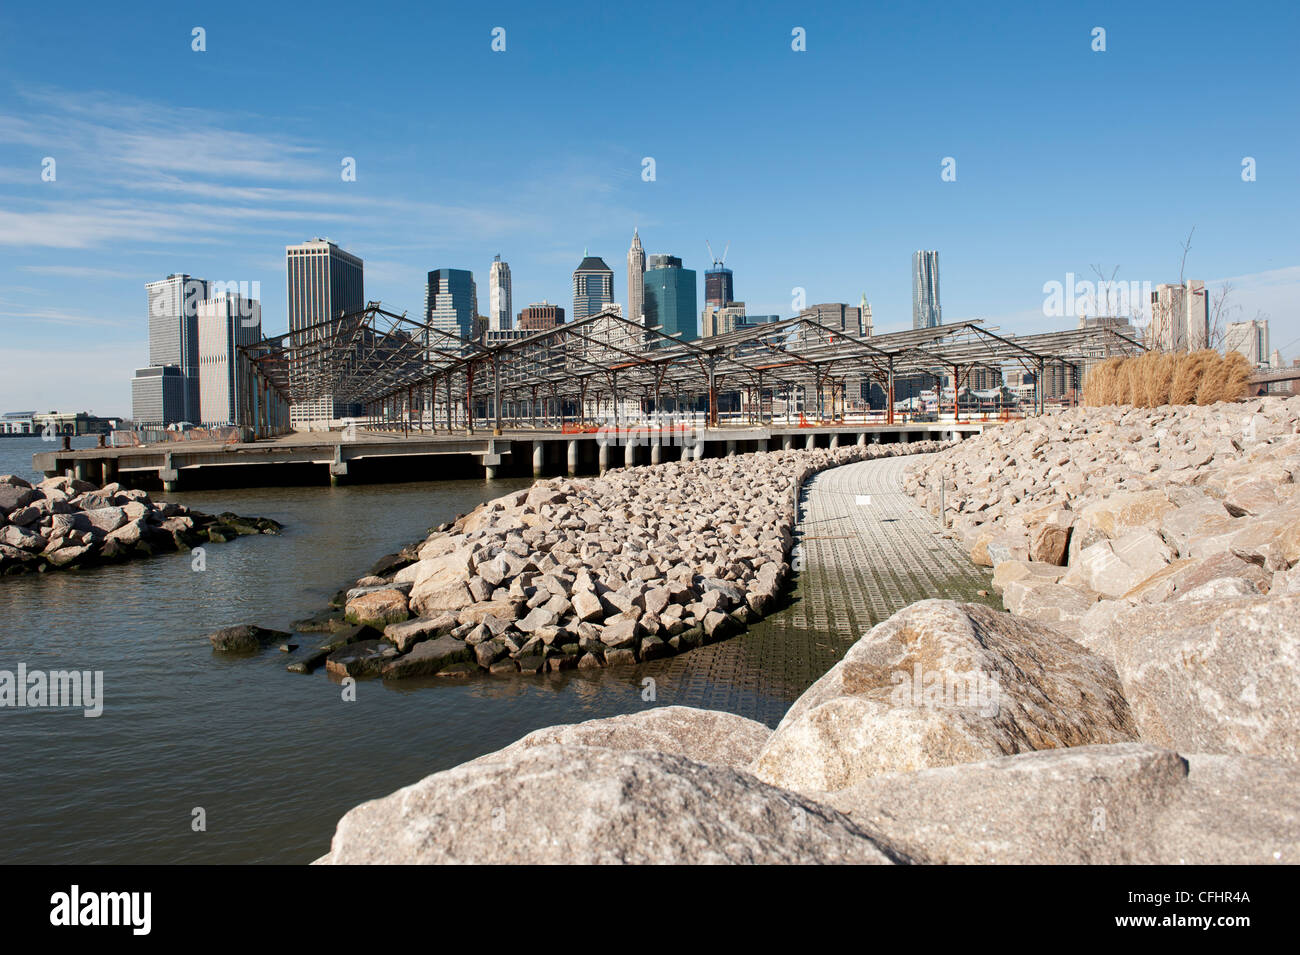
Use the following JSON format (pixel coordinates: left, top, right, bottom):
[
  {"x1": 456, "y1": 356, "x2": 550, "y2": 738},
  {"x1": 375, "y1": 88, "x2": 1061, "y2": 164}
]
[
  {"x1": 33, "y1": 423, "x2": 982, "y2": 489},
  {"x1": 37, "y1": 305, "x2": 1143, "y2": 489}
]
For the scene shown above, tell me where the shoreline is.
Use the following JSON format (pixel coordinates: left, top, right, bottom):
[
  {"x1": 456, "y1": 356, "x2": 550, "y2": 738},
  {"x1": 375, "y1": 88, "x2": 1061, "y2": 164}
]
[
  {"x1": 248, "y1": 440, "x2": 950, "y2": 679},
  {"x1": 0, "y1": 473, "x2": 281, "y2": 575}
]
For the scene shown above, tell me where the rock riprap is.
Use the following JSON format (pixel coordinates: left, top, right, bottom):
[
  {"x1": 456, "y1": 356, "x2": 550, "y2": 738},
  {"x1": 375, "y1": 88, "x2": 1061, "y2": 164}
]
[
  {"x1": 302, "y1": 442, "x2": 945, "y2": 679},
  {"x1": 318, "y1": 698, "x2": 1297, "y2": 865},
  {"x1": 0, "y1": 473, "x2": 281, "y2": 574},
  {"x1": 905, "y1": 397, "x2": 1300, "y2": 762}
]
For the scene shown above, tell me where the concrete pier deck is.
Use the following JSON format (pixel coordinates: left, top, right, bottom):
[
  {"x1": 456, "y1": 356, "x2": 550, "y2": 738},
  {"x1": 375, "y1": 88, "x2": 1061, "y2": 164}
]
[{"x1": 33, "y1": 422, "x2": 988, "y2": 490}]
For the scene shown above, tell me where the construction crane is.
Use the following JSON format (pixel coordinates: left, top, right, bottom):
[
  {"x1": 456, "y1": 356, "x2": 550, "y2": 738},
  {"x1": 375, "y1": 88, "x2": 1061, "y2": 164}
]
[{"x1": 707, "y1": 239, "x2": 728, "y2": 268}]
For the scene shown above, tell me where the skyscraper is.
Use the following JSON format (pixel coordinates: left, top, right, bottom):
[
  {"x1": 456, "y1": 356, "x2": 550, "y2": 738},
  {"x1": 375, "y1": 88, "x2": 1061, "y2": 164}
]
[
  {"x1": 1225, "y1": 318, "x2": 1269, "y2": 366},
  {"x1": 130, "y1": 366, "x2": 186, "y2": 429},
  {"x1": 860, "y1": 293, "x2": 874, "y2": 337},
  {"x1": 627, "y1": 230, "x2": 646, "y2": 323},
  {"x1": 1148, "y1": 280, "x2": 1208, "y2": 352},
  {"x1": 704, "y1": 264, "x2": 734, "y2": 309},
  {"x1": 425, "y1": 269, "x2": 478, "y2": 340},
  {"x1": 286, "y1": 238, "x2": 365, "y2": 425},
  {"x1": 572, "y1": 252, "x2": 614, "y2": 321},
  {"x1": 643, "y1": 254, "x2": 697, "y2": 343},
  {"x1": 197, "y1": 292, "x2": 262, "y2": 427},
  {"x1": 142, "y1": 273, "x2": 207, "y2": 423},
  {"x1": 704, "y1": 241, "x2": 733, "y2": 309},
  {"x1": 489, "y1": 255, "x2": 512, "y2": 331},
  {"x1": 912, "y1": 250, "x2": 942, "y2": 330}
]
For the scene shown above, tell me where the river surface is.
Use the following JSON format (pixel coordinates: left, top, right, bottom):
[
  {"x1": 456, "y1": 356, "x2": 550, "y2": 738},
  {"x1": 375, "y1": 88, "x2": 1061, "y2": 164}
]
[{"x1": 0, "y1": 436, "x2": 990, "y2": 864}]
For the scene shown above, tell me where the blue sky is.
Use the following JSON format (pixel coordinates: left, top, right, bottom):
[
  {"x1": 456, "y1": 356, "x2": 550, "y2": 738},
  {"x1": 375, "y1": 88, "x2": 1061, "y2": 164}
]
[{"x1": 2, "y1": 0, "x2": 1298, "y2": 416}]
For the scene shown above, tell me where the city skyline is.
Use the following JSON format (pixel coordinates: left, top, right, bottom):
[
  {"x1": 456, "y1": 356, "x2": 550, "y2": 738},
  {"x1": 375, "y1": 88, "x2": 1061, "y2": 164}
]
[{"x1": 3, "y1": 1, "x2": 1298, "y2": 416}]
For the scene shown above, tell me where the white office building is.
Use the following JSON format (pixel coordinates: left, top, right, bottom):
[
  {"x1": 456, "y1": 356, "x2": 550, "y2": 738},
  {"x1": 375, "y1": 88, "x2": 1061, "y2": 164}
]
[
  {"x1": 489, "y1": 255, "x2": 512, "y2": 331},
  {"x1": 198, "y1": 293, "x2": 263, "y2": 427},
  {"x1": 1224, "y1": 318, "x2": 1269, "y2": 366},
  {"x1": 1148, "y1": 279, "x2": 1208, "y2": 352}
]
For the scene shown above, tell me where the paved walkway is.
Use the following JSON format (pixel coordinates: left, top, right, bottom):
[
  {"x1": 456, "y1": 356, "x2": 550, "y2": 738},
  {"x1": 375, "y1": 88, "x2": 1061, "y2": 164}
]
[
  {"x1": 588, "y1": 452, "x2": 997, "y2": 726},
  {"x1": 789, "y1": 453, "x2": 995, "y2": 639}
]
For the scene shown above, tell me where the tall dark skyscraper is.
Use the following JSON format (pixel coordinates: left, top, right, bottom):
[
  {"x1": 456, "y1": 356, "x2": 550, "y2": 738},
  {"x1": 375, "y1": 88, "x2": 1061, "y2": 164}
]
[
  {"x1": 704, "y1": 266, "x2": 733, "y2": 309},
  {"x1": 572, "y1": 252, "x2": 614, "y2": 321},
  {"x1": 425, "y1": 268, "x2": 478, "y2": 340},
  {"x1": 644, "y1": 254, "x2": 697, "y2": 343},
  {"x1": 912, "y1": 250, "x2": 942, "y2": 330},
  {"x1": 286, "y1": 238, "x2": 365, "y2": 424},
  {"x1": 704, "y1": 241, "x2": 733, "y2": 308}
]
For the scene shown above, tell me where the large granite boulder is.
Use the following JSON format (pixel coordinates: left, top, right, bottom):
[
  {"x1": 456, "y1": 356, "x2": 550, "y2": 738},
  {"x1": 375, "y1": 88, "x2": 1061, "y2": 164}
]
[
  {"x1": 466, "y1": 706, "x2": 771, "y2": 771},
  {"x1": 1093, "y1": 595, "x2": 1300, "y2": 762},
  {"x1": 325, "y1": 639, "x2": 399, "y2": 678},
  {"x1": 0, "y1": 524, "x2": 45, "y2": 551},
  {"x1": 318, "y1": 745, "x2": 908, "y2": 864},
  {"x1": 1123, "y1": 551, "x2": 1272, "y2": 604},
  {"x1": 344, "y1": 589, "x2": 410, "y2": 629},
  {"x1": 1078, "y1": 490, "x2": 1177, "y2": 540},
  {"x1": 1027, "y1": 510, "x2": 1072, "y2": 565},
  {"x1": 1001, "y1": 578, "x2": 1097, "y2": 632},
  {"x1": 752, "y1": 600, "x2": 1138, "y2": 793},
  {"x1": 1062, "y1": 530, "x2": 1173, "y2": 599},
  {"x1": 824, "y1": 742, "x2": 1300, "y2": 864}
]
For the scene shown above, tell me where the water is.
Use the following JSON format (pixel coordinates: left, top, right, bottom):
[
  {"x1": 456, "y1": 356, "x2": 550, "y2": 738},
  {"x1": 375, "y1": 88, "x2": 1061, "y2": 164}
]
[
  {"x1": 0, "y1": 439, "x2": 809, "y2": 864},
  {"x1": 0, "y1": 434, "x2": 102, "y2": 483},
  {"x1": 0, "y1": 437, "x2": 991, "y2": 863}
]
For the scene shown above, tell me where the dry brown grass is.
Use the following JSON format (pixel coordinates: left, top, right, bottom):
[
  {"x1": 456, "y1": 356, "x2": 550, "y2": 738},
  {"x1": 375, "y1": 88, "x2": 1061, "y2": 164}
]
[{"x1": 1082, "y1": 350, "x2": 1253, "y2": 407}]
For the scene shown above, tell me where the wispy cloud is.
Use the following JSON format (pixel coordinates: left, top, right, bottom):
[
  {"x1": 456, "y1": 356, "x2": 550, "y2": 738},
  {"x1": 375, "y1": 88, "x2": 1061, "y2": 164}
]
[
  {"x1": 0, "y1": 305, "x2": 132, "y2": 329},
  {"x1": 20, "y1": 264, "x2": 140, "y2": 279}
]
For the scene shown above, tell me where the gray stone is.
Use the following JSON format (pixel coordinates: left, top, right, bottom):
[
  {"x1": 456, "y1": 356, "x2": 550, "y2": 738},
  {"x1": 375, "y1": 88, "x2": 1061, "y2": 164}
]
[
  {"x1": 1101, "y1": 595, "x2": 1300, "y2": 762},
  {"x1": 466, "y1": 706, "x2": 771, "y2": 771},
  {"x1": 382, "y1": 613, "x2": 456, "y2": 652},
  {"x1": 318, "y1": 746, "x2": 906, "y2": 865},
  {"x1": 600, "y1": 617, "x2": 642, "y2": 649},
  {"x1": 207, "y1": 623, "x2": 292, "y2": 653},
  {"x1": 753, "y1": 600, "x2": 1138, "y2": 794},
  {"x1": 381, "y1": 635, "x2": 473, "y2": 680},
  {"x1": 825, "y1": 743, "x2": 1300, "y2": 864}
]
